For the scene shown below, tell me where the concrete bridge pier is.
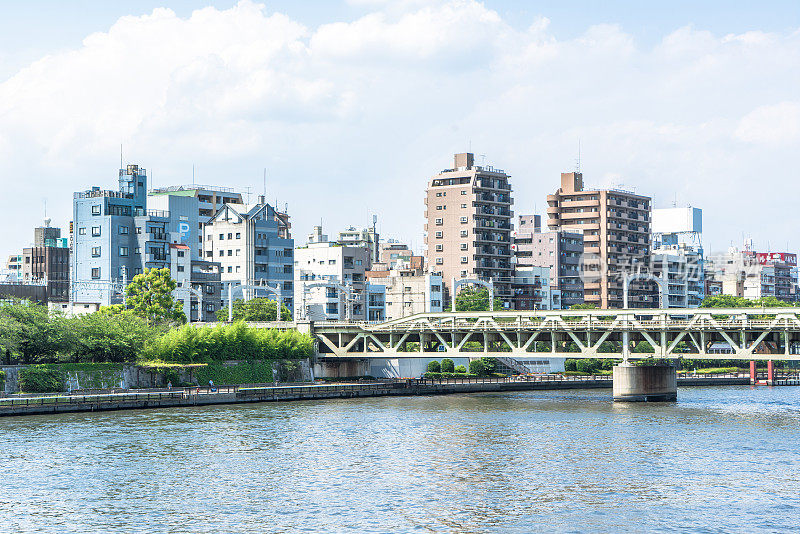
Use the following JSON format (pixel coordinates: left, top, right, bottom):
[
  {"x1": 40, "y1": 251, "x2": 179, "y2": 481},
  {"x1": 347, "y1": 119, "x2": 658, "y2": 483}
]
[{"x1": 612, "y1": 363, "x2": 677, "y2": 402}]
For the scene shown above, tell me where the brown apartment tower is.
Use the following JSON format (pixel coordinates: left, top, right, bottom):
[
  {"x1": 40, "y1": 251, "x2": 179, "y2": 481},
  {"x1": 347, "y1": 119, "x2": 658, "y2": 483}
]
[
  {"x1": 546, "y1": 172, "x2": 654, "y2": 308},
  {"x1": 425, "y1": 153, "x2": 513, "y2": 305}
]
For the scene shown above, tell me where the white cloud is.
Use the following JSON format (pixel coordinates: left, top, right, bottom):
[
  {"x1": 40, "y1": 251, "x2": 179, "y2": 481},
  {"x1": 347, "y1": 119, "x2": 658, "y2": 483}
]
[
  {"x1": 0, "y1": 0, "x2": 799, "y2": 257},
  {"x1": 735, "y1": 102, "x2": 800, "y2": 145}
]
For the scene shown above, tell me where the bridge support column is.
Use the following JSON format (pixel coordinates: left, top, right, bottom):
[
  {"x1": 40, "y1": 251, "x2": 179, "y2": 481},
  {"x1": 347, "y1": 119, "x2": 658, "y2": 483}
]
[
  {"x1": 750, "y1": 361, "x2": 756, "y2": 385},
  {"x1": 613, "y1": 363, "x2": 677, "y2": 402},
  {"x1": 767, "y1": 360, "x2": 774, "y2": 386}
]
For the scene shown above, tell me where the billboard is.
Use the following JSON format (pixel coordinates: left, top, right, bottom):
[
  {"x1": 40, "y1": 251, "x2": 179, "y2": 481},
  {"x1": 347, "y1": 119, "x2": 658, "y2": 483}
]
[
  {"x1": 755, "y1": 252, "x2": 797, "y2": 266},
  {"x1": 652, "y1": 207, "x2": 702, "y2": 234}
]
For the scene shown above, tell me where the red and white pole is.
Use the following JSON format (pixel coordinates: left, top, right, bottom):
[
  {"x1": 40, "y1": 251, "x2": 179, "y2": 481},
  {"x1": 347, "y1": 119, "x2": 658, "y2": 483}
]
[
  {"x1": 767, "y1": 360, "x2": 774, "y2": 386},
  {"x1": 750, "y1": 361, "x2": 756, "y2": 385}
]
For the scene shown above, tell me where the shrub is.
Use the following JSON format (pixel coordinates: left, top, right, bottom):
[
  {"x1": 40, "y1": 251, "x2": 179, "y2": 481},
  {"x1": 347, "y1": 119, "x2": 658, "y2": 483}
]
[
  {"x1": 564, "y1": 359, "x2": 578, "y2": 372},
  {"x1": 18, "y1": 365, "x2": 65, "y2": 393},
  {"x1": 427, "y1": 360, "x2": 441, "y2": 373},
  {"x1": 424, "y1": 372, "x2": 478, "y2": 379},
  {"x1": 575, "y1": 359, "x2": 599, "y2": 374},
  {"x1": 440, "y1": 358, "x2": 455, "y2": 373},
  {"x1": 469, "y1": 359, "x2": 486, "y2": 376},
  {"x1": 454, "y1": 365, "x2": 467, "y2": 374}
]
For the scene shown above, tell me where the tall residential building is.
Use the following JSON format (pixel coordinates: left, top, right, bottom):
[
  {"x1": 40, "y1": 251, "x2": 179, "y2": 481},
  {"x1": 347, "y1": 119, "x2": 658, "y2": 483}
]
[
  {"x1": 547, "y1": 172, "x2": 653, "y2": 309},
  {"x1": 425, "y1": 152, "x2": 513, "y2": 306},
  {"x1": 203, "y1": 197, "x2": 295, "y2": 313},
  {"x1": 22, "y1": 220, "x2": 70, "y2": 302},
  {"x1": 514, "y1": 214, "x2": 584, "y2": 308}
]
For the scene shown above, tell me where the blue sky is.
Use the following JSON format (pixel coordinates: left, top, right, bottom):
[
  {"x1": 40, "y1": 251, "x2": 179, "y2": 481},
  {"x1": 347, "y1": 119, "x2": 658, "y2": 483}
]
[{"x1": 1, "y1": 0, "x2": 799, "y2": 257}]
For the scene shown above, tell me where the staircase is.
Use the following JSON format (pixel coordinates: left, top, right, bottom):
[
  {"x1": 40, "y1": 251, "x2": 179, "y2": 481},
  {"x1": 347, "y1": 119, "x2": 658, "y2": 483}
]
[{"x1": 494, "y1": 356, "x2": 532, "y2": 375}]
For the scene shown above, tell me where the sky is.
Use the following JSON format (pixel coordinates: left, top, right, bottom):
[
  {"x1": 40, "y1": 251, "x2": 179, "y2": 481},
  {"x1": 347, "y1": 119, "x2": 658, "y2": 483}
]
[{"x1": 1, "y1": 0, "x2": 799, "y2": 258}]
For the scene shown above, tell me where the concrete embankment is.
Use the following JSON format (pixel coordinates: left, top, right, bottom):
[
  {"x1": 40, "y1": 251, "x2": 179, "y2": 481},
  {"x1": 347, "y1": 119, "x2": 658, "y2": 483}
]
[{"x1": 0, "y1": 375, "x2": 756, "y2": 417}]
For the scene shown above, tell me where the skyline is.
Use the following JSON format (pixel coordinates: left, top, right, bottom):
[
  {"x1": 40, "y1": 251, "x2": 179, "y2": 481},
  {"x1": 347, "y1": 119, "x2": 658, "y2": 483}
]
[{"x1": 2, "y1": 0, "x2": 799, "y2": 257}]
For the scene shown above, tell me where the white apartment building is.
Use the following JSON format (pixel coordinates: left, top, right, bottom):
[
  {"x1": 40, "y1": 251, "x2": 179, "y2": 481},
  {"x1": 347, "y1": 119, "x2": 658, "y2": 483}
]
[
  {"x1": 203, "y1": 197, "x2": 294, "y2": 313},
  {"x1": 294, "y1": 232, "x2": 377, "y2": 321},
  {"x1": 366, "y1": 268, "x2": 444, "y2": 320}
]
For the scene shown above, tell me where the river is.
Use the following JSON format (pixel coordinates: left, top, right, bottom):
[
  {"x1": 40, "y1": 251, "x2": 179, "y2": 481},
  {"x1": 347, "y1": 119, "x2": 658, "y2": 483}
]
[{"x1": 1, "y1": 385, "x2": 799, "y2": 533}]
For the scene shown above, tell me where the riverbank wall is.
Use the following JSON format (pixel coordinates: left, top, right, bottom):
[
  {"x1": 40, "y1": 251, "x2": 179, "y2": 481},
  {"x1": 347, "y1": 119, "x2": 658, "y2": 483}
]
[{"x1": 0, "y1": 375, "x2": 756, "y2": 417}]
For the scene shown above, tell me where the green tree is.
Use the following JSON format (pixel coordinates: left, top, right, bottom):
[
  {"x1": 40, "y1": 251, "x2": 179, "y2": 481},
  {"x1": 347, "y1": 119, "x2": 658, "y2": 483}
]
[
  {"x1": 0, "y1": 301, "x2": 69, "y2": 363},
  {"x1": 632, "y1": 340, "x2": 654, "y2": 353},
  {"x1": 454, "y1": 287, "x2": 505, "y2": 312},
  {"x1": 440, "y1": 358, "x2": 455, "y2": 373},
  {"x1": 124, "y1": 268, "x2": 186, "y2": 325},
  {"x1": 469, "y1": 359, "x2": 486, "y2": 376},
  {"x1": 217, "y1": 298, "x2": 292, "y2": 322},
  {"x1": 454, "y1": 364, "x2": 467, "y2": 374},
  {"x1": 427, "y1": 360, "x2": 441, "y2": 373}
]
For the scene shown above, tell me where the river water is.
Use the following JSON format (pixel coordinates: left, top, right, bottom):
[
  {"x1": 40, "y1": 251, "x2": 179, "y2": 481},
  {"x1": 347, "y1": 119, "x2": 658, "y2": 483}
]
[{"x1": 2, "y1": 386, "x2": 800, "y2": 533}]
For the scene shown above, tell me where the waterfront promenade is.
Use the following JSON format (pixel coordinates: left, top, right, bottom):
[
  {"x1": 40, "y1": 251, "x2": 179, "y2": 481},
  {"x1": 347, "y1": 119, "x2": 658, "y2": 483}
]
[{"x1": 0, "y1": 373, "x2": 762, "y2": 417}]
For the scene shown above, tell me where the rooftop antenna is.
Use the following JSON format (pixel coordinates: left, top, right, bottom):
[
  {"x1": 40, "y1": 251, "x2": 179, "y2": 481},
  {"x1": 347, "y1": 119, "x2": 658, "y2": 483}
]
[
  {"x1": 120, "y1": 144, "x2": 123, "y2": 169},
  {"x1": 263, "y1": 168, "x2": 267, "y2": 197},
  {"x1": 245, "y1": 186, "x2": 252, "y2": 204},
  {"x1": 672, "y1": 193, "x2": 677, "y2": 208},
  {"x1": 480, "y1": 154, "x2": 486, "y2": 166},
  {"x1": 576, "y1": 139, "x2": 581, "y2": 173}
]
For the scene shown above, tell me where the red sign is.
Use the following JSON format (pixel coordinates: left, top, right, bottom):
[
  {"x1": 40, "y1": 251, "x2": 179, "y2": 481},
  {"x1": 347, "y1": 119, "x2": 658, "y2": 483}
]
[{"x1": 755, "y1": 252, "x2": 797, "y2": 266}]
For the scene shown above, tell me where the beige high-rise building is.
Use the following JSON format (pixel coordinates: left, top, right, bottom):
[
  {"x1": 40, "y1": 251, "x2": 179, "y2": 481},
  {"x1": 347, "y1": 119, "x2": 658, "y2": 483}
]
[
  {"x1": 547, "y1": 172, "x2": 653, "y2": 309},
  {"x1": 425, "y1": 152, "x2": 513, "y2": 304}
]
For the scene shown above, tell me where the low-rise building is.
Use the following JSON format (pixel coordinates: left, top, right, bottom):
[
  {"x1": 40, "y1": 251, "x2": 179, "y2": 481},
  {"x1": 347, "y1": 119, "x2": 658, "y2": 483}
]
[
  {"x1": 294, "y1": 227, "x2": 375, "y2": 321},
  {"x1": 366, "y1": 268, "x2": 443, "y2": 320},
  {"x1": 22, "y1": 220, "x2": 70, "y2": 303},
  {"x1": 510, "y1": 265, "x2": 560, "y2": 310},
  {"x1": 513, "y1": 214, "x2": 583, "y2": 308}
]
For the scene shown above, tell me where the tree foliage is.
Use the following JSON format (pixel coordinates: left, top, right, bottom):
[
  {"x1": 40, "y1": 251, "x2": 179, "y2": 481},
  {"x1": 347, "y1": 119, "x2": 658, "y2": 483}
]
[
  {"x1": 468, "y1": 359, "x2": 486, "y2": 376},
  {"x1": 427, "y1": 360, "x2": 441, "y2": 373},
  {"x1": 440, "y1": 358, "x2": 455, "y2": 373},
  {"x1": 700, "y1": 295, "x2": 792, "y2": 308},
  {"x1": 124, "y1": 268, "x2": 186, "y2": 325},
  {"x1": 143, "y1": 322, "x2": 315, "y2": 363},
  {"x1": 216, "y1": 298, "x2": 292, "y2": 322},
  {"x1": 454, "y1": 287, "x2": 505, "y2": 312}
]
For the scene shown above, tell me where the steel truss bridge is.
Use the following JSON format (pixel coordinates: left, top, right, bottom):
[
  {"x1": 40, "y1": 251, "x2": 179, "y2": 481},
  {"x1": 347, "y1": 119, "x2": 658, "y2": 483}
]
[{"x1": 288, "y1": 307, "x2": 800, "y2": 362}]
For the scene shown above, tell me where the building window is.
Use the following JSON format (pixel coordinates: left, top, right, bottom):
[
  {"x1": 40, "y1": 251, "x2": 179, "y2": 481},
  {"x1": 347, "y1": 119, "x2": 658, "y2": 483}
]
[
  {"x1": 436, "y1": 258, "x2": 443, "y2": 265},
  {"x1": 228, "y1": 250, "x2": 233, "y2": 256},
  {"x1": 461, "y1": 257, "x2": 468, "y2": 263},
  {"x1": 136, "y1": 227, "x2": 142, "y2": 234},
  {"x1": 91, "y1": 267, "x2": 101, "y2": 279},
  {"x1": 355, "y1": 259, "x2": 362, "y2": 266},
  {"x1": 436, "y1": 205, "x2": 443, "y2": 210},
  {"x1": 119, "y1": 247, "x2": 128, "y2": 257},
  {"x1": 227, "y1": 266, "x2": 232, "y2": 273},
  {"x1": 91, "y1": 205, "x2": 101, "y2": 215},
  {"x1": 228, "y1": 233, "x2": 233, "y2": 239},
  {"x1": 435, "y1": 231, "x2": 443, "y2": 238},
  {"x1": 177, "y1": 251, "x2": 185, "y2": 258},
  {"x1": 91, "y1": 246, "x2": 101, "y2": 257},
  {"x1": 78, "y1": 228, "x2": 86, "y2": 235},
  {"x1": 235, "y1": 232, "x2": 241, "y2": 239},
  {"x1": 435, "y1": 244, "x2": 443, "y2": 252},
  {"x1": 235, "y1": 249, "x2": 241, "y2": 256},
  {"x1": 119, "y1": 226, "x2": 129, "y2": 235},
  {"x1": 135, "y1": 247, "x2": 141, "y2": 254},
  {"x1": 460, "y1": 243, "x2": 468, "y2": 250},
  {"x1": 328, "y1": 259, "x2": 336, "y2": 265},
  {"x1": 206, "y1": 303, "x2": 215, "y2": 312},
  {"x1": 460, "y1": 230, "x2": 468, "y2": 237},
  {"x1": 219, "y1": 234, "x2": 224, "y2": 240},
  {"x1": 91, "y1": 227, "x2": 101, "y2": 237},
  {"x1": 461, "y1": 204, "x2": 467, "y2": 208},
  {"x1": 177, "y1": 266, "x2": 184, "y2": 272},
  {"x1": 436, "y1": 192, "x2": 442, "y2": 197},
  {"x1": 461, "y1": 190, "x2": 467, "y2": 195},
  {"x1": 460, "y1": 217, "x2": 468, "y2": 223},
  {"x1": 435, "y1": 218, "x2": 443, "y2": 225}
]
